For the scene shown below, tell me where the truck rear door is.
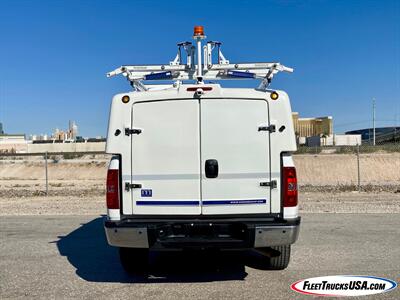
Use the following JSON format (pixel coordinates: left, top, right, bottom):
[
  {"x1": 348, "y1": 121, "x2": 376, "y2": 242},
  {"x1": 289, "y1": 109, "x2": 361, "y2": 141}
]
[
  {"x1": 130, "y1": 100, "x2": 201, "y2": 215},
  {"x1": 200, "y1": 99, "x2": 272, "y2": 215}
]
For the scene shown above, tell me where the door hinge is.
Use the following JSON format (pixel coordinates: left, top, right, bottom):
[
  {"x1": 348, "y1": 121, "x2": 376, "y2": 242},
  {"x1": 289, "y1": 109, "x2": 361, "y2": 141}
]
[
  {"x1": 125, "y1": 182, "x2": 142, "y2": 191},
  {"x1": 260, "y1": 180, "x2": 277, "y2": 188},
  {"x1": 258, "y1": 124, "x2": 276, "y2": 132},
  {"x1": 125, "y1": 128, "x2": 142, "y2": 136}
]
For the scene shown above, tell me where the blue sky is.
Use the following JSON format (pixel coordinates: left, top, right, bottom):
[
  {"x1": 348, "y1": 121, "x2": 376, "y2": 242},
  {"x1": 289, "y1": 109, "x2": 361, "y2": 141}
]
[{"x1": 0, "y1": 0, "x2": 399, "y2": 137}]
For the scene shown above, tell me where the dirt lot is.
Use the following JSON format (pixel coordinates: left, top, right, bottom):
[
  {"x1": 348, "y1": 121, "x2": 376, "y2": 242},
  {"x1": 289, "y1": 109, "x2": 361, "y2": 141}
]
[
  {"x1": 294, "y1": 153, "x2": 400, "y2": 186},
  {"x1": 0, "y1": 153, "x2": 399, "y2": 215},
  {"x1": 2, "y1": 153, "x2": 399, "y2": 185},
  {"x1": 0, "y1": 182, "x2": 399, "y2": 216},
  {"x1": 1, "y1": 155, "x2": 399, "y2": 299}
]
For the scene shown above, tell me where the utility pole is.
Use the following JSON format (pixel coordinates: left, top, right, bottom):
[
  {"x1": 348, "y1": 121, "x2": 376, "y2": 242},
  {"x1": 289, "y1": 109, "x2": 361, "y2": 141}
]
[
  {"x1": 356, "y1": 143, "x2": 360, "y2": 191},
  {"x1": 372, "y1": 97, "x2": 376, "y2": 146},
  {"x1": 45, "y1": 151, "x2": 48, "y2": 196}
]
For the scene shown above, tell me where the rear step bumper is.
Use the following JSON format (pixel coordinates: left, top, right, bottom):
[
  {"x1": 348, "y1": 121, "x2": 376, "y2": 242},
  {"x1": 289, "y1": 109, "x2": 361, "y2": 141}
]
[{"x1": 104, "y1": 217, "x2": 300, "y2": 250}]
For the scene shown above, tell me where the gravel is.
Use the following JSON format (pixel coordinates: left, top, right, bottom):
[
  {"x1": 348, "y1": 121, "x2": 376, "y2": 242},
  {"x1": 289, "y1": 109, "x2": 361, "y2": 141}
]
[{"x1": 1, "y1": 184, "x2": 399, "y2": 215}]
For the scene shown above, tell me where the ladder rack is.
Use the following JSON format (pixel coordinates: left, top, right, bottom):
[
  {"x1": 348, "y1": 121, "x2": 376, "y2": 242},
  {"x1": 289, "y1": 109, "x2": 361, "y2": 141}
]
[{"x1": 107, "y1": 26, "x2": 293, "y2": 91}]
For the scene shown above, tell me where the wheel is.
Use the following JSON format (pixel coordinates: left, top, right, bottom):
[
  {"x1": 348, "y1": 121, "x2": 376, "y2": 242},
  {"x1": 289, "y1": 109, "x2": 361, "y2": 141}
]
[
  {"x1": 119, "y1": 247, "x2": 149, "y2": 275},
  {"x1": 268, "y1": 245, "x2": 291, "y2": 270}
]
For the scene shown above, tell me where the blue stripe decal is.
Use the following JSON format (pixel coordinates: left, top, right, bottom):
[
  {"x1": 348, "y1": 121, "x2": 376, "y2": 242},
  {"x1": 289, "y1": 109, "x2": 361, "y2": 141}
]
[
  {"x1": 136, "y1": 200, "x2": 199, "y2": 206},
  {"x1": 203, "y1": 199, "x2": 267, "y2": 205},
  {"x1": 136, "y1": 199, "x2": 267, "y2": 206}
]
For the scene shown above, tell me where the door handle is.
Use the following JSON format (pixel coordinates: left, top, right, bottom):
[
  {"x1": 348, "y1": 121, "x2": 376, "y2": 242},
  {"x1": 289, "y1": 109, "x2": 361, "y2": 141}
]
[{"x1": 205, "y1": 159, "x2": 219, "y2": 178}]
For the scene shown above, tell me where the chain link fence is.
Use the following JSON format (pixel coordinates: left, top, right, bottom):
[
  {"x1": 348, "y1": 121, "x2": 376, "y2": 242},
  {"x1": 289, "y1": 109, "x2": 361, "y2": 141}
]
[
  {"x1": 0, "y1": 152, "x2": 110, "y2": 198},
  {"x1": 295, "y1": 143, "x2": 400, "y2": 155},
  {"x1": 1, "y1": 144, "x2": 399, "y2": 198},
  {"x1": 294, "y1": 143, "x2": 400, "y2": 192}
]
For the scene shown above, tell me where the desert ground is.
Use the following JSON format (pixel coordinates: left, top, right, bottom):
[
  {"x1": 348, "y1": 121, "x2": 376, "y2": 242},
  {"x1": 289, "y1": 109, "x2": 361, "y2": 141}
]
[
  {"x1": 0, "y1": 153, "x2": 399, "y2": 215},
  {"x1": 1, "y1": 153, "x2": 399, "y2": 299}
]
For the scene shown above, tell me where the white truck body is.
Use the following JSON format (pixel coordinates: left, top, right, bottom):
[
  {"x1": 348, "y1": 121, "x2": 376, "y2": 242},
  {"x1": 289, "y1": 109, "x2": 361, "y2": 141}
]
[
  {"x1": 106, "y1": 86, "x2": 297, "y2": 217},
  {"x1": 104, "y1": 27, "x2": 300, "y2": 272}
]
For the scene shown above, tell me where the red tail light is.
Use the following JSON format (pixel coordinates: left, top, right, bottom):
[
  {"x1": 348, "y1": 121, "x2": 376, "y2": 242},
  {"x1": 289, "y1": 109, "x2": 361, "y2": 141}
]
[
  {"x1": 283, "y1": 166, "x2": 298, "y2": 207},
  {"x1": 106, "y1": 169, "x2": 120, "y2": 209}
]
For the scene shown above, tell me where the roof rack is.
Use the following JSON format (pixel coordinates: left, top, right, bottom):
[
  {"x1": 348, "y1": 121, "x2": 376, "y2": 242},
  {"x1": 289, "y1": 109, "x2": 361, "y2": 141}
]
[{"x1": 107, "y1": 26, "x2": 293, "y2": 91}]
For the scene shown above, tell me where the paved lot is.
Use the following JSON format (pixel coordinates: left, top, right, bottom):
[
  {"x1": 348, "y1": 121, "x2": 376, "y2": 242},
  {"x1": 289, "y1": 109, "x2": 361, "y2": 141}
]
[{"x1": 0, "y1": 214, "x2": 399, "y2": 299}]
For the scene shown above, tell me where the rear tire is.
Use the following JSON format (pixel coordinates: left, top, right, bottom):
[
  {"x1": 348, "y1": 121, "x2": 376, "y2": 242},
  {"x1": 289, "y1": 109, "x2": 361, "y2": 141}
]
[
  {"x1": 268, "y1": 245, "x2": 291, "y2": 270},
  {"x1": 119, "y1": 247, "x2": 149, "y2": 275}
]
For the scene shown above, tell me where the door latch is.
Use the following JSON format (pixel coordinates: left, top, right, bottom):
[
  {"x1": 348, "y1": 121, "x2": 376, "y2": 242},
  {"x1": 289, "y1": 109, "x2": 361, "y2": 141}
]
[
  {"x1": 125, "y1": 128, "x2": 142, "y2": 136},
  {"x1": 125, "y1": 182, "x2": 142, "y2": 191},
  {"x1": 258, "y1": 125, "x2": 276, "y2": 132},
  {"x1": 260, "y1": 180, "x2": 277, "y2": 188}
]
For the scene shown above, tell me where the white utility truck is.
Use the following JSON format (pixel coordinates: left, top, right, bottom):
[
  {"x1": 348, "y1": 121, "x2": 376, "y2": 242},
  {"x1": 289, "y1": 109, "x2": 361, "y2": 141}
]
[{"x1": 104, "y1": 26, "x2": 300, "y2": 273}]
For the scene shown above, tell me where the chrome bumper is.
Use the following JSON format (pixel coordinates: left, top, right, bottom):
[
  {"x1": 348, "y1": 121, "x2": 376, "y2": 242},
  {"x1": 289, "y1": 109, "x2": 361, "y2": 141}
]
[
  {"x1": 105, "y1": 226, "x2": 149, "y2": 248},
  {"x1": 104, "y1": 217, "x2": 300, "y2": 249},
  {"x1": 254, "y1": 224, "x2": 300, "y2": 247}
]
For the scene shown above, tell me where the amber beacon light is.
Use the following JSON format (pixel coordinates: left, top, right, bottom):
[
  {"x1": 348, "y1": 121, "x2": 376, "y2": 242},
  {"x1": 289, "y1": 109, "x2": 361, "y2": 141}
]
[{"x1": 193, "y1": 25, "x2": 205, "y2": 37}]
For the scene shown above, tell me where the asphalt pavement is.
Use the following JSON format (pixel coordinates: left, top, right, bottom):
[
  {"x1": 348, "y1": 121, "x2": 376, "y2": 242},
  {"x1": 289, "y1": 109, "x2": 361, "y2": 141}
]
[{"x1": 0, "y1": 214, "x2": 399, "y2": 299}]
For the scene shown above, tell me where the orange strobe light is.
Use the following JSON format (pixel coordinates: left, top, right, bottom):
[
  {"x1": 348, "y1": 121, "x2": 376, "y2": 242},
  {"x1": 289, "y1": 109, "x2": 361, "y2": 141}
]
[{"x1": 193, "y1": 26, "x2": 204, "y2": 36}]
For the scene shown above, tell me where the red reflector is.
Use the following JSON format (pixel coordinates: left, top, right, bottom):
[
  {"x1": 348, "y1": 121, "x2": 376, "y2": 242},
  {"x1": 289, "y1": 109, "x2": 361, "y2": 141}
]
[
  {"x1": 106, "y1": 169, "x2": 120, "y2": 209},
  {"x1": 283, "y1": 166, "x2": 298, "y2": 207},
  {"x1": 186, "y1": 87, "x2": 213, "y2": 91}
]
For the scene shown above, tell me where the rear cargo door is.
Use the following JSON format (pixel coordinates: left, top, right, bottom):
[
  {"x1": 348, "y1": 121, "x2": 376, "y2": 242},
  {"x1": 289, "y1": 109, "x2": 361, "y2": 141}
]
[
  {"x1": 200, "y1": 99, "x2": 271, "y2": 215},
  {"x1": 130, "y1": 100, "x2": 201, "y2": 215}
]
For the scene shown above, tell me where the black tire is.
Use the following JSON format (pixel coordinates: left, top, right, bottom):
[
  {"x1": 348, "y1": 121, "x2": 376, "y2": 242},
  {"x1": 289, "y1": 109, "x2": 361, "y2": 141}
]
[
  {"x1": 268, "y1": 245, "x2": 291, "y2": 270},
  {"x1": 119, "y1": 247, "x2": 149, "y2": 275}
]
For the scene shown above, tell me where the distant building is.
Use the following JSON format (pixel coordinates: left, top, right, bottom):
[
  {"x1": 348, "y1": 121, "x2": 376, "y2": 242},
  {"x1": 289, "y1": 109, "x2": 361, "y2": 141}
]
[
  {"x1": 306, "y1": 134, "x2": 361, "y2": 147},
  {"x1": 0, "y1": 123, "x2": 29, "y2": 152},
  {"x1": 292, "y1": 112, "x2": 333, "y2": 138},
  {"x1": 53, "y1": 128, "x2": 65, "y2": 141},
  {"x1": 346, "y1": 127, "x2": 400, "y2": 144},
  {"x1": 0, "y1": 133, "x2": 26, "y2": 142},
  {"x1": 0, "y1": 133, "x2": 28, "y2": 153},
  {"x1": 50, "y1": 120, "x2": 79, "y2": 141},
  {"x1": 69, "y1": 120, "x2": 78, "y2": 140},
  {"x1": 292, "y1": 112, "x2": 333, "y2": 145}
]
